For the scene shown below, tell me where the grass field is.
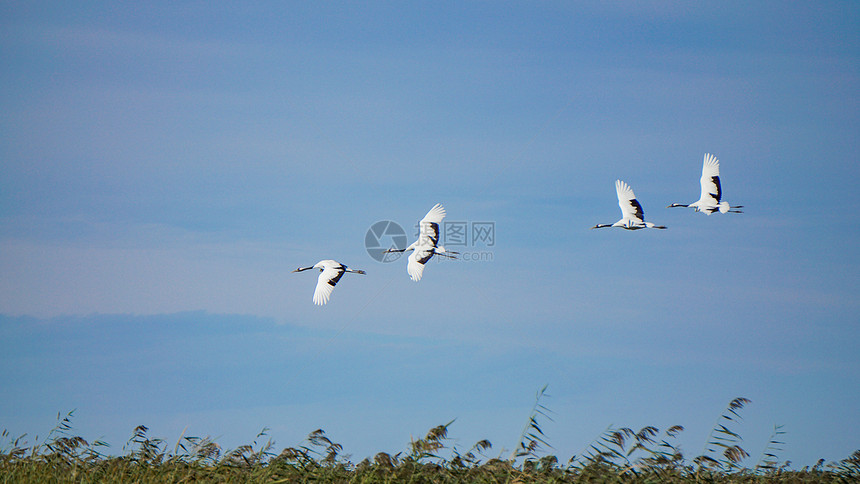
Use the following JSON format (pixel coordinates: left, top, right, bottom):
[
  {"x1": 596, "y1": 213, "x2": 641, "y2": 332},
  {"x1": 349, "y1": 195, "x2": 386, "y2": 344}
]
[{"x1": 3, "y1": 395, "x2": 858, "y2": 483}]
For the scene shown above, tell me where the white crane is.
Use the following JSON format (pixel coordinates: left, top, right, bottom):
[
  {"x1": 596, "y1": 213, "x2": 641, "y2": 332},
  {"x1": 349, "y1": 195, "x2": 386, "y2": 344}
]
[
  {"x1": 668, "y1": 153, "x2": 743, "y2": 214},
  {"x1": 293, "y1": 260, "x2": 366, "y2": 305},
  {"x1": 385, "y1": 203, "x2": 457, "y2": 281},
  {"x1": 592, "y1": 180, "x2": 667, "y2": 230}
]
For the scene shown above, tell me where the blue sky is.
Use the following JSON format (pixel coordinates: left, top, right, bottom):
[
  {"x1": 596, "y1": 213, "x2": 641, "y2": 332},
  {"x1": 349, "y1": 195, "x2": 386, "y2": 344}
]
[{"x1": 1, "y1": 1, "x2": 858, "y2": 466}]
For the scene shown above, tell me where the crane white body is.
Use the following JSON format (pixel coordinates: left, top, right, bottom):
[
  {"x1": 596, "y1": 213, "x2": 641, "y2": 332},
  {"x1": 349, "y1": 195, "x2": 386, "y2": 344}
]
[
  {"x1": 668, "y1": 153, "x2": 743, "y2": 214},
  {"x1": 386, "y1": 203, "x2": 457, "y2": 281},
  {"x1": 293, "y1": 259, "x2": 365, "y2": 305},
  {"x1": 592, "y1": 180, "x2": 667, "y2": 230}
]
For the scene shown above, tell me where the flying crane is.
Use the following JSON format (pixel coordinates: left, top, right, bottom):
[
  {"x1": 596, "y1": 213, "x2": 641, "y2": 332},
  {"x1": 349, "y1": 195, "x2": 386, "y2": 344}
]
[
  {"x1": 385, "y1": 203, "x2": 457, "y2": 281},
  {"x1": 668, "y1": 153, "x2": 743, "y2": 214},
  {"x1": 293, "y1": 260, "x2": 366, "y2": 305},
  {"x1": 591, "y1": 180, "x2": 667, "y2": 230}
]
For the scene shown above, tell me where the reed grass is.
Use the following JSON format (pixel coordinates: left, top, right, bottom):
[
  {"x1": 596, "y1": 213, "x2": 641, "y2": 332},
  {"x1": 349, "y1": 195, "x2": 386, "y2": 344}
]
[{"x1": 2, "y1": 396, "x2": 858, "y2": 483}]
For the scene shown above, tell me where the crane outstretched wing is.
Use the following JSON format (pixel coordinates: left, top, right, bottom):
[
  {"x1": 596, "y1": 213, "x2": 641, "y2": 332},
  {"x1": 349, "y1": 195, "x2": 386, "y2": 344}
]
[
  {"x1": 407, "y1": 255, "x2": 423, "y2": 282},
  {"x1": 615, "y1": 180, "x2": 645, "y2": 222},
  {"x1": 407, "y1": 248, "x2": 437, "y2": 282},
  {"x1": 700, "y1": 153, "x2": 722, "y2": 204},
  {"x1": 313, "y1": 264, "x2": 344, "y2": 305},
  {"x1": 418, "y1": 203, "x2": 446, "y2": 247}
]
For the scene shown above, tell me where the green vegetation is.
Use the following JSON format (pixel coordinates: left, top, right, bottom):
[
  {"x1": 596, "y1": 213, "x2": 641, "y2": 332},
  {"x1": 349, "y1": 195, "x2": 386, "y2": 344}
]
[{"x1": 3, "y1": 395, "x2": 858, "y2": 483}]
